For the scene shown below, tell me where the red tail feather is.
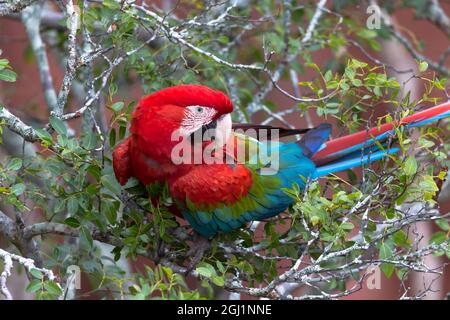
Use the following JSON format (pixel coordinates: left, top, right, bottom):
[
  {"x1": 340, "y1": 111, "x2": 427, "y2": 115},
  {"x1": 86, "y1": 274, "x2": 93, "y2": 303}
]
[{"x1": 312, "y1": 102, "x2": 450, "y2": 165}]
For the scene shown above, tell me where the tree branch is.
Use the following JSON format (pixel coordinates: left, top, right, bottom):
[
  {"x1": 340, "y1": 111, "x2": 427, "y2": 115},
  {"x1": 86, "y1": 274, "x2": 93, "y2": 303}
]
[
  {"x1": 21, "y1": 2, "x2": 58, "y2": 111},
  {"x1": 0, "y1": 248, "x2": 61, "y2": 300},
  {"x1": 54, "y1": 0, "x2": 79, "y2": 117},
  {"x1": 0, "y1": 105, "x2": 39, "y2": 142},
  {"x1": 0, "y1": 0, "x2": 38, "y2": 16},
  {"x1": 22, "y1": 222, "x2": 124, "y2": 247},
  {"x1": 425, "y1": 0, "x2": 450, "y2": 37}
]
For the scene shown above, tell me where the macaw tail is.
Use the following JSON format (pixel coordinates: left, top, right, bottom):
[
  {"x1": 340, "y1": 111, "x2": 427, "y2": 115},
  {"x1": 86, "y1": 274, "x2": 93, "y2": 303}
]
[{"x1": 311, "y1": 101, "x2": 450, "y2": 178}]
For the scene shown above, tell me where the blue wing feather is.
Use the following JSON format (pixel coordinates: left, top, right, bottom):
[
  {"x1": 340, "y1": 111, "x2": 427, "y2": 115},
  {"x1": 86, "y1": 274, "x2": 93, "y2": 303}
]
[{"x1": 182, "y1": 136, "x2": 325, "y2": 237}]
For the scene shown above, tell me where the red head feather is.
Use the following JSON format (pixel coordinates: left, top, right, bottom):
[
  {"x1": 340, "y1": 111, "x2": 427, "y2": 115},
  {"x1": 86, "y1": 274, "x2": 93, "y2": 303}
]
[{"x1": 133, "y1": 84, "x2": 233, "y2": 117}]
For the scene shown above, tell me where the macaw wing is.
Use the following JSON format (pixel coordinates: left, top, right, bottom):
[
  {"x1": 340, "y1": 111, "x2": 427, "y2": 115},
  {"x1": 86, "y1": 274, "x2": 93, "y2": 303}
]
[
  {"x1": 232, "y1": 123, "x2": 310, "y2": 139},
  {"x1": 112, "y1": 137, "x2": 132, "y2": 186},
  {"x1": 170, "y1": 133, "x2": 318, "y2": 237}
]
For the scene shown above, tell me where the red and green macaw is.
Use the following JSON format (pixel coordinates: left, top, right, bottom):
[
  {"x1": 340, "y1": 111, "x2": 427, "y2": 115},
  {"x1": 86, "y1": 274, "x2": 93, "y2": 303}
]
[{"x1": 113, "y1": 84, "x2": 450, "y2": 238}]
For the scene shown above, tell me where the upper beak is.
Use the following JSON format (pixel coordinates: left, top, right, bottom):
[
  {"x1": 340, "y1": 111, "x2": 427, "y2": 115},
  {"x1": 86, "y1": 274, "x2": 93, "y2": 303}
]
[
  {"x1": 190, "y1": 114, "x2": 232, "y2": 147},
  {"x1": 211, "y1": 114, "x2": 232, "y2": 147}
]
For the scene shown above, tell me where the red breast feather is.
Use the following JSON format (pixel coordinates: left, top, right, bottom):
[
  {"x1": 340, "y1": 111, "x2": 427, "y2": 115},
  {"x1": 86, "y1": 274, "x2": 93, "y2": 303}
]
[{"x1": 170, "y1": 164, "x2": 253, "y2": 206}]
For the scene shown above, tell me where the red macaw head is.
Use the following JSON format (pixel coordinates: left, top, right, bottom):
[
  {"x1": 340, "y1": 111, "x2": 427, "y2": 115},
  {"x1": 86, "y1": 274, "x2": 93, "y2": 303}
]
[{"x1": 130, "y1": 84, "x2": 234, "y2": 161}]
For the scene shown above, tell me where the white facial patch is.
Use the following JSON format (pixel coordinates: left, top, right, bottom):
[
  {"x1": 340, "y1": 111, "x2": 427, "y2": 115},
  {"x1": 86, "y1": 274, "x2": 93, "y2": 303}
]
[
  {"x1": 213, "y1": 113, "x2": 232, "y2": 148},
  {"x1": 180, "y1": 105, "x2": 217, "y2": 136}
]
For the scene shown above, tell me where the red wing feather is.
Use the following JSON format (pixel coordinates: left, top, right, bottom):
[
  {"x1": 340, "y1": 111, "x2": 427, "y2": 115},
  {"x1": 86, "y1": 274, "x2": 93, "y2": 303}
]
[{"x1": 112, "y1": 137, "x2": 132, "y2": 186}]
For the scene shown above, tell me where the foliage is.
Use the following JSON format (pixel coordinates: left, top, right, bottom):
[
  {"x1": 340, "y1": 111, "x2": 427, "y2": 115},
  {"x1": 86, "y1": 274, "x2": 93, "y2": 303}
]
[{"x1": 0, "y1": 0, "x2": 449, "y2": 300}]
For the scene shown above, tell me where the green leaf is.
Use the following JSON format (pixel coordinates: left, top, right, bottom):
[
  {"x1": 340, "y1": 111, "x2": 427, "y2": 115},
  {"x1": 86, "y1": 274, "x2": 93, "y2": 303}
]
[
  {"x1": 340, "y1": 222, "x2": 355, "y2": 231},
  {"x1": 103, "y1": 0, "x2": 121, "y2": 9},
  {"x1": 418, "y1": 61, "x2": 428, "y2": 72},
  {"x1": 392, "y1": 230, "x2": 409, "y2": 247},
  {"x1": 111, "y1": 101, "x2": 124, "y2": 112},
  {"x1": 7, "y1": 158, "x2": 22, "y2": 171},
  {"x1": 11, "y1": 183, "x2": 26, "y2": 196},
  {"x1": 211, "y1": 276, "x2": 225, "y2": 287},
  {"x1": 196, "y1": 267, "x2": 214, "y2": 278},
  {"x1": 435, "y1": 219, "x2": 450, "y2": 231},
  {"x1": 310, "y1": 215, "x2": 320, "y2": 225},
  {"x1": 344, "y1": 67, "x2": 355, "y2": 79},
  {"x1": 328, "y1": 278, "x2": 337, "y2": 290},
  {"x1": 101, "y1": 174, "x2": 122, "y2": 196},
  {"x1": 109, "y1": 128, "x2": 116, "y2": 147},
  {"x1": 30, "y1": 269, "x2": 43, "y2": 280},
  {"x1": 44, "y1": 280, "x2": 62, "y2": 296},
  {"x1": 357, "y1": 29, "x2": 377, "y2": 39},
  {"x1": 67, "y1": 197, "x2": 79, "y2": 215},
  {"x1": 0, "y1": 59, "x2": 10, "y2": 67},
  {"x1": 429, "y1": 231, "x2": 446, "y2": 245},
  {"x1": 36, "y1": 128, "x2": 53, "y2": 143},
  {"x1": 438, "y1": 171, "x2": 447, "y2": 181},
  {"x1": 119, "y1": 125, "x2": 127, "y2": 140},
  {"x1": 49, "y1": 116, "x2": 67, "y2": 136},
  {"x1": 403, "y1": 156, "x2": 417, "y2": 177},
  {"x1": 195, "y1": 263, "x2": 216, "y2": 278},
  {"x1": 87, "y1": 164, "x2": 101, "y2": 181},
  {"x1": 82, "y1": 131, "x2": 97, "y2": 149},
  {"x1": 379, "y1": 242, "x2": 394, "y2": 278},
  {"x1": 102, "y1": 199, "x2": 118, "y2": 225},
  {"x1": 373, "y1": 86, "x2": 382, "y2": 96},
  {"x1": 395, "y1": 268, "x2": 409, "y2": 281},
  {"x1": 419, "y1": 175, "x2": 439, "y2": 193},
  {"x1": 347, "y1": 169, "x2": 358, "y2": 185},
  {"x1": 64, "y1": 217, "x2": 81, "y2": 228},
  {"x1": 380, "y1": 264, "x2": 395, "y2": 279},
  {"x1": 162, "y1": 266, "x2": 173, "y2": 280},
  {"x1": 80, "y1": 226, "x2": 93, "y2": 249},
  {"x1": 340, "y1": 82, "x2": 350, "y2": 92},
  {"x1": 324, "y1": 70, "x2": 332, "y2": 81},
  {"x1": 26, "y1": 279, "x2": 42, "y2": 293},
  {"x1": 351, "y1": 78, "x2": 362, "y2": 87},
  {"x1": 0, "y1": 68, "x2": 17, "y2": 82}
]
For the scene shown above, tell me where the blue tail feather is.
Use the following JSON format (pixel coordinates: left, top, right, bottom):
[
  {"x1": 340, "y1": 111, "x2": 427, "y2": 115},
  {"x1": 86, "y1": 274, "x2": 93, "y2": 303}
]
[
  {"x1": 297, "y1": 123, "x2": 332, "y2": 158},
  {"x1": 314, "y1": 147, "x2": 400, "y2": 178}
]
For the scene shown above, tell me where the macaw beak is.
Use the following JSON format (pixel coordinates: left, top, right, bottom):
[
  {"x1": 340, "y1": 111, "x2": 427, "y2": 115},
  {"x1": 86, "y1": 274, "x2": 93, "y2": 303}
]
[
  {"x1": 210, "y1": 113, "x2": 232, "y2": 148},
  {"x1": 189, "y1": 113, "x2": 232, "y2": 148}
]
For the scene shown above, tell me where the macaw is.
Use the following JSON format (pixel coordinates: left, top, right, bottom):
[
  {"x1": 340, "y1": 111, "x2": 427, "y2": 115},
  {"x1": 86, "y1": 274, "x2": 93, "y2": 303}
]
[{"x1": 113, "y1": 84, "x2": 450, "y2": 238}]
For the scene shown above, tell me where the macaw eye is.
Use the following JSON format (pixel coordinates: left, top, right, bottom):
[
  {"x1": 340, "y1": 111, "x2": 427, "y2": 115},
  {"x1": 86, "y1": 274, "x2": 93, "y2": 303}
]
[{"x1": 180, "y1": 105, "x2": 218, "y2": 136}]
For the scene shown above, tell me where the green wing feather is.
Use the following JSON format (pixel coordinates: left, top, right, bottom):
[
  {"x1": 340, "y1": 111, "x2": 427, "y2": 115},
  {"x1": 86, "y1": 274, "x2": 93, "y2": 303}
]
[{"x1": 180, "y1": 133, "x2": 317, "y2": 237}]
